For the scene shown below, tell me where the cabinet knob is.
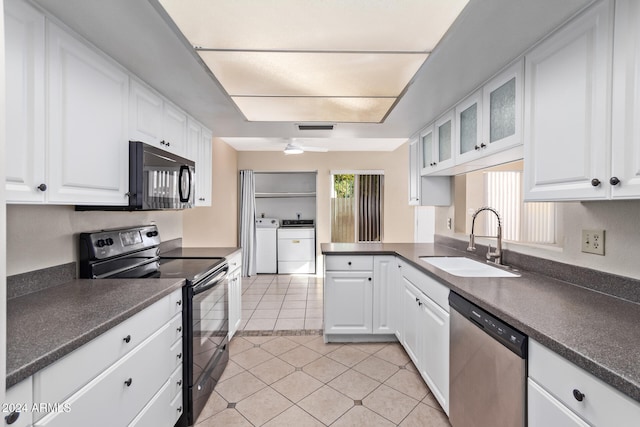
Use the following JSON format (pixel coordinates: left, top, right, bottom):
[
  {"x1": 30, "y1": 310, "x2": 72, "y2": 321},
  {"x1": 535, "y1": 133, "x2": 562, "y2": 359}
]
[
  {"x1": 177, "y1": 379, "x2": 183, "y2": 386},
  {"x1": 177, "y1": 300, "x2": 182, "y2": 306},
  {"x1": 160, "y1": 140, "x2": 166, "y2": 145},
  {"x1": 177, "y1": 326, "x2": 182, "y2": 333},
  {"x1": 124, "y1": 378, "x2": 133, "y2": 387},
  {"x1": 610, "y1": 176, "x2": 620, "y2": 186},
  {"x1": 572, "y1": 389, "x2": 585, "y2": 402},
  {"x1": 348, "y1": 262, "x2": 352, "y2": 266},
  {"x1": 167, "y1": 141, "x2": 171, "y2": 147},
  {"x1": 480, "y1": 143, "x2": 487, "y2": 149},
  {"x1": 177, "y1": 406, "x2": 183, "y2": 413},
  {"x1": 474, "y1": 145, "x2": 480, "y2": 151},
  {"x1": 415, "y1": 297, "x2": 420, "y2": 303},
  {"x1": 368, "y1": 277, "x2": 372, "y2": 281},
  {"x1": 4, "y1": 411, "x2": 20, "y2": 424},
  {"x1": 37, "y1": 183, "x2": 47, "y2": 192},
  {"x1": 177, "y1": 352, "x2": 183, "y2": 359},
  {"x1": 591, "y1": 178, "x2": 601, "y2": 187},
  {"x1": 123, "y1": 335, "x2": 131, "y2": 343}
]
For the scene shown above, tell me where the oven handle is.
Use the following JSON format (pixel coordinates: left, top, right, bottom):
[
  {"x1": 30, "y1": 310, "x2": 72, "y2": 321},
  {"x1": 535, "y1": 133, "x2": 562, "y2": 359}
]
[{"x1": 192, "y1": 265, "x2": 229, "y2": 295}]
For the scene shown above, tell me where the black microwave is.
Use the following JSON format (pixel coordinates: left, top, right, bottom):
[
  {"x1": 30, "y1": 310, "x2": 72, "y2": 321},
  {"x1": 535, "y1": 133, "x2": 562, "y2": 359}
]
[{"x1": 77, "y1": 141, "x2": 195, "y2": 211}]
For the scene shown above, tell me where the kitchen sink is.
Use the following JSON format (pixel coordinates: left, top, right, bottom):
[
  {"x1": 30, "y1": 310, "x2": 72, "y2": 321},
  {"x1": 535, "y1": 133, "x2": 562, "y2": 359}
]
[{"x1": 420, "y1": 257, "x2": 520, "y2": 278}]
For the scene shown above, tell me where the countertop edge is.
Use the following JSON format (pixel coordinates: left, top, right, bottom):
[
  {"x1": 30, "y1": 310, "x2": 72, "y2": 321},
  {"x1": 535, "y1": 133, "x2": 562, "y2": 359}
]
[
  {"x1": 321, "y1": 243, "x2": 640, "y2": 403},
  {"x1": 6, "y1": 279, "x2": 184, "y2": 388}
]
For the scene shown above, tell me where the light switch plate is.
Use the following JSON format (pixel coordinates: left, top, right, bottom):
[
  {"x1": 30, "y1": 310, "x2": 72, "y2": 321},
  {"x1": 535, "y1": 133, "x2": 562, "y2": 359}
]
[{"x1": 581, "y1": 229, "x2": 605, "y2": 255}]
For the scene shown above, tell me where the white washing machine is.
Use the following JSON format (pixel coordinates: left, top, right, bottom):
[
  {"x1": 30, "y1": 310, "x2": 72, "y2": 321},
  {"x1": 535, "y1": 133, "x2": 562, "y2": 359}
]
[{"x1": 255, "y1": 218, "x2": 279, "y2": 273}]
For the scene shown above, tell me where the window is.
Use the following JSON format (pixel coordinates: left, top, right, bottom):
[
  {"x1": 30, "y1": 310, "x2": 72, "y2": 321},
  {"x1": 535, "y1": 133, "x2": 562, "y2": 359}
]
[{"x1": 331, "y1": 172, "x2": 384, "y2": 243}]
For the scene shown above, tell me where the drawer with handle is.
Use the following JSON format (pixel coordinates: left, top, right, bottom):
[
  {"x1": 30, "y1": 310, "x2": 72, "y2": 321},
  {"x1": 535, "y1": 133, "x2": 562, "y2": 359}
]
[{"x1": 325, "y1": 255, "x2": 373, "y2": 271}]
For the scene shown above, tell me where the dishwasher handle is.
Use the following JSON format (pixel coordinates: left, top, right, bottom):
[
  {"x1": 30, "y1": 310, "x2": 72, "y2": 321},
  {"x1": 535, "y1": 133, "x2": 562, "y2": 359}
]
[{"x1": 449, "y1": 291, "x2": 527, "y2": 358}]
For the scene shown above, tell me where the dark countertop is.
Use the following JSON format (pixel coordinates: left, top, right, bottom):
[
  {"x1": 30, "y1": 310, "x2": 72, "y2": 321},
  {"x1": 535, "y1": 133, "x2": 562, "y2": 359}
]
[
  {"x1": 6, "y1": 278, "x2": 184, "y2": 388},
  {"x1": 321, "y1": 242, "x2": 640, "y2": 403}
]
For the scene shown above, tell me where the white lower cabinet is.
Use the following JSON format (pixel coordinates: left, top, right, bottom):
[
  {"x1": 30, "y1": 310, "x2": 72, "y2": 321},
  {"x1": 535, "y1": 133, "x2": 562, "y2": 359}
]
[
  {"x1": 372, "y1": 256, "x2": 399, "y2": 335},
  {"x1": 28, "y1": 289, "x2": 184, "y2": 427},
  {"x1": 400, "y1": 262, "x2": 450, "y2": 415},
  {"x1": 227, "y1": 251, "x2": 243, "y2": 340},
  {"x1": 528, "y1": 339, "x2": 640, "y2": 427},
  {"x1": 3, "y1": 377, "x2": 33, "y2": 427}
]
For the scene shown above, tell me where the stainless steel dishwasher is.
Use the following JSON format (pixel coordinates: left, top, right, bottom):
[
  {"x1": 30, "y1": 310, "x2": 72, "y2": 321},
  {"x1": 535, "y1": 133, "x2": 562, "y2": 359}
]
[{"x1": 449, "y1": 292, "x2": 527, "y2": 427}]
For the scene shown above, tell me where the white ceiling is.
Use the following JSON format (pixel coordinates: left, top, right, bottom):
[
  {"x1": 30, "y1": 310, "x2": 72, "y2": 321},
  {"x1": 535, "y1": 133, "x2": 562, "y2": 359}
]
[{"x1": 33, "y1": 0, "x2": 593, "y2": 152}]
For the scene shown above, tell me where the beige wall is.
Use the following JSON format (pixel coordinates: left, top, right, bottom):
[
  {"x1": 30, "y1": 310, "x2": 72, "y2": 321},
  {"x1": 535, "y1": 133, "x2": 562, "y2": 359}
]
[
  {"x1": 238, "y1": 144, "x2": 414, "y2": 249},
  {"x1": 6, "y1": 205, "x2": 183, "y2": 276},
  {"x1": 183, "y1": 138, "x2": 239, "y2": 247}
]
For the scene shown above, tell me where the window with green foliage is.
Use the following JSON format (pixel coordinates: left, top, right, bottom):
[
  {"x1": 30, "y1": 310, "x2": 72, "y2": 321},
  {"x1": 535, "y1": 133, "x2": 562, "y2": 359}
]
[{"x1": 331, "y1": 172, "x2": 383, "y2": 243}]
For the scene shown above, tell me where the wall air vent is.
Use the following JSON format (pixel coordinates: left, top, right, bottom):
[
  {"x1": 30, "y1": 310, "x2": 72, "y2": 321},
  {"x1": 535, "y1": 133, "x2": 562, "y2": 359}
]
[{"x1": 297, "y1": 124, "x2": 335, "y2": 131}]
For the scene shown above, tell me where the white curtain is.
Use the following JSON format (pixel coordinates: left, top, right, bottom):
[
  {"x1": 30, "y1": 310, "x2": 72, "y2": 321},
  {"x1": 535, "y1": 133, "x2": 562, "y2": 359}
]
[{"x1": 239, "y1": 170, "x2": 256, "y2": 277}]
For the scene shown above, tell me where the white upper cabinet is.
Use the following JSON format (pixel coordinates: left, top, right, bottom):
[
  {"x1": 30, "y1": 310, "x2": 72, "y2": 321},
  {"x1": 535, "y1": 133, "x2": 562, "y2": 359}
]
[
  {"x1": 421, "y1": 111, "x2": 455, "y2": 175},
  {"x1": 408, "y1": 137, "x2": 420, "y2": 205},
  {"x1": 455, "y1": 89, "x2": 483, "y2": 164},
  {"x1": 524, "y1": 0, "x2": 613, "y2": 201},
  {"x1": 482, "y1": 60, "x2": 523, "y2": 154},
  {"x1": 611, "y1": 0, "x2": 640, "y2": 198},
  {"x1": 187, "y1": 119, "x2": 212, "y2": 206},
  {"x1": 5, "y1": 0, "x2": 46, "y2": 203},
  {"x1": 47, "y1": 21, "x2": 130, "y2": 205},
  {"x1": 130, "y1": 79, "x2": 164, "y2": 146},
  {"x1": 162, "y1": 101, "x2": 188, "y2": 157}
]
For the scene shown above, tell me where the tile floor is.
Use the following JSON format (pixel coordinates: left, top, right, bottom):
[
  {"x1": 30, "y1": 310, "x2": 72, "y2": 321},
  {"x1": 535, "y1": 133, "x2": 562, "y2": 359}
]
[
  {"x1": 238, "y1": 274, "x2": 324, "y2": 332},
  {"x1": 196, "y1": 335, "x2": 451, "y2": 426}
]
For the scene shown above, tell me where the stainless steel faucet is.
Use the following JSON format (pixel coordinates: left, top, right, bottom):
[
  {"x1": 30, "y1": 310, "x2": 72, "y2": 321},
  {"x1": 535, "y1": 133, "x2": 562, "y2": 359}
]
[{"x1": 467, "y1": 206, "x2": 502, "y2": 265}]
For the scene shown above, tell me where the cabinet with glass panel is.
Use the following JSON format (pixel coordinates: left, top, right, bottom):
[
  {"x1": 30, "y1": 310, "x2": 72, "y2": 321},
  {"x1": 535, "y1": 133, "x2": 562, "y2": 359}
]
[
  {"x1": 420, "y1": 110, "x2": 455, "y2": 175},
  {"x1": 456, "y1": 60, "x2": 523, "y2": 165}
]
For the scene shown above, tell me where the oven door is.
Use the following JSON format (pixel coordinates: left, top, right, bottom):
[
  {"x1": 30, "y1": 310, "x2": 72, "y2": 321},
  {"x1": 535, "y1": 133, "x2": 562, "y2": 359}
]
[{"x1": 187, "y1": 265, "x2": 229, "y2": 423}]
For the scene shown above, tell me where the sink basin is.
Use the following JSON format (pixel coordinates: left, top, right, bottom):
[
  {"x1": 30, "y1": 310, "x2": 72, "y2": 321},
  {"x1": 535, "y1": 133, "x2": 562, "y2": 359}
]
[{"x1": 420, "y1": 257, "x2": 520, "y2": 278}]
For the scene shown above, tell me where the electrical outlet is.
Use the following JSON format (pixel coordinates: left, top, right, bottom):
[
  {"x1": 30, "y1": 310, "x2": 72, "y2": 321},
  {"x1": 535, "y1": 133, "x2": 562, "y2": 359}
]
[
  {"x1": 447, "y1": 218, "x2": 452, "y2": 230},
  {"x1": 581, "y1": 229, "x2": 605, "y2": 255}
]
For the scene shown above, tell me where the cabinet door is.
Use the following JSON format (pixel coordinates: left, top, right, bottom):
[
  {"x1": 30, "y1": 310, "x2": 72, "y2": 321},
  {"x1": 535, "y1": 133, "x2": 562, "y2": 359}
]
[
  {"x1": 419, "y1": 295, "x2": 450, "y2": 415},
  {"x1": 130, "y1": 79, "x2": 163, "y2": 147},
  {"x1": 47, "y1": 23, "x2": 129, "y2": 205},
  {"x1": 196, "y1": 127, "x2": 213, "y2": 206},
  {"x1": 324, "y1": 271, "x2": 373, "y2": 334},
  {"x1": 528, "y1": 379, "x2": 590, "y2": 427},
  {"x1": 524, "y1": 0, "x2": 612, "y2": 201},
  {"x1": 5, "y1": 0, "x2": 46, "y2": 203},
  {"x1": 401, "y1": 277, "x2": 421, "y2": 367},
  {"x1": 611, "y1": 0, "x2": 640, "y2": 198},
  {"x1": 162, "y1": 102, "x2": 187, "y2": 157},
  {"x1": 408, "y1": 137, "x2": 420, "y2": 205},
  {"x1": 482, "y1": 59, "x2": 523, "y2": 154},
  {"x1": 228, "y1": 268, "x2": 242, "y2": 339},
  {"x1": 372, "y1": 256, "x2": 396, "y2": 334},
  {"x1": 455, "y1": 89, "x2": 483, "y2": 164},
  {"x1": 433, "y1": 111, "x2": 455, "y2": 172},
  {"x1": 420, "y1": 125, "x2": 435, "y2": 175}
]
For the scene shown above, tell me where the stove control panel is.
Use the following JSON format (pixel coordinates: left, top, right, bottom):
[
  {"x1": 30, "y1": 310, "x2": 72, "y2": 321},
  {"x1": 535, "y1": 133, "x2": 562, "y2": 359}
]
[{"x1": 80, "y1": 225, "x2": 161, "y2": 261}]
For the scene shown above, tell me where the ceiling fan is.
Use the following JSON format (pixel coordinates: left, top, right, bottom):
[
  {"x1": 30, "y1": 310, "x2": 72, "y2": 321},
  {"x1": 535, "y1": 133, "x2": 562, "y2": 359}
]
[{"x1": 283, "y1": 140, "x2": 329, "y2": 155}]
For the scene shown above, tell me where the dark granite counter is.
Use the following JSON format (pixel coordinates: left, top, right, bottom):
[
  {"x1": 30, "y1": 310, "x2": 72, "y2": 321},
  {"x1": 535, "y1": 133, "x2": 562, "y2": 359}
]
[
  {"x1": 321, "y1": 242, "x2": 640, "y2": 403},
  {"x1": 6, "y1": 278, "x2": 184, "y2": 388}
]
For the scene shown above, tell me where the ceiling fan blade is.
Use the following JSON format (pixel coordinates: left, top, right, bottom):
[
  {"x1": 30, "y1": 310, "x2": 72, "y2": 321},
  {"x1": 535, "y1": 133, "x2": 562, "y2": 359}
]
[{"x1": 301, "y1": 146, "x2": 328, "y2": 152}]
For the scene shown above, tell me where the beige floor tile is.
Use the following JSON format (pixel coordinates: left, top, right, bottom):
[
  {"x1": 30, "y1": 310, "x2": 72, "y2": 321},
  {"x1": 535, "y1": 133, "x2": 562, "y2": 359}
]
[
  {"x1": 260, "y1": 336, "x2": 301, "y2": 356},
  {"x1": 353, "y1": 355, "x2": 400, "y2": 382},
  {"x1": 218, "y1": 360, "x2": 245, "y2": 383},
  {"x1": 244, "y1": 318, "x2": 276, "y2": 331},
  {"x1": 271, "y1": 370, "x2": 324, "y2": 402},
  {"x1": 422, "y1": 392, "x2": 446, "y2": 412},
  {"x1": 279, "y1": 345, "x2": 323, "y2": 367},
  {"x1": 241, "y1": 309, "x2": 255, "y2": 319},
  {"x1": 279, "y1": 308, "x2": 306, "y2": 318},
  {"x1": 243, "y1": 336, "x2": 277, "y2": 345},
  {"x1": 257, "y1": 301, "x2": 284, "y2": 310},
  {"x1": 194, "y1": 391, "x2": 227, "y2": 424},
  {"x1": 240, "y1": 293, "x2": 263, "y2": 302},
  {"x1": 250, "y1": 357, "x2": 296, "y2": 385},
  {"x1": 261, "y1": 294, "x2": 286, "y2": 302},
  {"x1": 374, "y1": 344, "x2": 411, "y2": 366},
  {"x1": 384, "y1": 369, "x2": 429, "y2": 400},
  {"x1": 237, "y1": 318, "x2": 248, "y2": 330},
  {"x1": 232, "y1": 347, "x2": 274, "y2": 370},
  {"x1": 286, "y1": 289, "x2": 309, "y2": 295},
  {"x1": 363, "y1": 384, "x2": 420, "y2": 424},
  {"x1": 244, "y1": 288, "x2": 267, "y2": 295},
  {"x1": 214, "y1": 371, "x2": 266, "y2": 403},
  {"x1": 196, "y1": 408, "x2": 252, "y2": 427},
  {"x1": 298, "y1": 385, "x2": 354, "y2": 425},
  {"x1": 264, "y1": 288, "x2": 289, "y2": 295},
  {"x1": 286, "y1": 335, "x2": 319, "y2": 344},
  {"x1": 304, "y1": 318, "x2": 323, "y2": 329},
  {"x1": 399, "y1": 402, "x2": 451, "y2": 427},
  {"x1": 331, "y1": 405, "x2": 395, "y2": 427},
  {"x1": 241, "y1": 300, "x2": 259, "y2": 310},
  {"x1": 305, "y1": 308, "x2": 323, "y2": 318},
  {"x1": 303, "y1": 356, "x2": 350, "y2": 383},
  {"x1": 229, "y1": 337, "x2": 254, "y2": 356},
  {"x1": 235, "y1": 387, "x2": 292, "y2": 426},
  {"x1": 349, "y1": 342, "x2": 390, "y2": 354},
  {"x1": 284, "y1": 294, "x2": 308, "y2": 301},
  {"x1": 251, "y1": 309, "x2": 280, "y2": 319},
  {"x1": 282, "y1": 300, "x2": 306, "y2": 309},
  {"x1": 303, "y1": 336, "x2": 342, "y2": 355},
  {"x1": 262, "y1": 405, "x2": 325, "y2": 427},
  {"x1": 328, "y1": 369, "x2": 380, "y2": 400},
  {"x1": 305, "y1": 300, "x2": 324, "y2": 308},
  {"x1": 274, "y1": 318, "x2": 305, "y2": 330},
  {"x1": 404, "y1": 360, "x2": 419, "y2": 374},
  {"x1": 306, "y1": 293, "x2": 324, "y2": 300},
  {"x1": 326, "y1": 345, "x2": 370, "y2": 367}
]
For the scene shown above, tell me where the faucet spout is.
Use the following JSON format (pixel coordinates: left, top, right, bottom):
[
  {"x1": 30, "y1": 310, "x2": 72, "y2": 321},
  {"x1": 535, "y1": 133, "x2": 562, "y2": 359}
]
[{"x1": 467, "y1": 207, "x2": 503, "y2": 265}]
